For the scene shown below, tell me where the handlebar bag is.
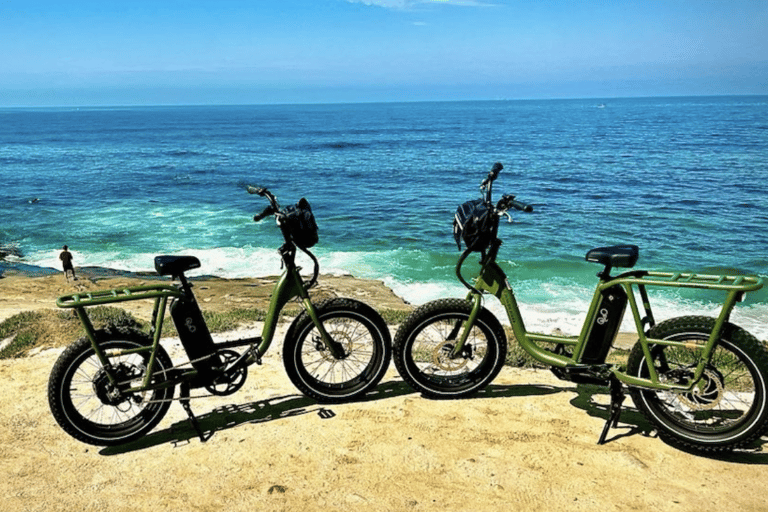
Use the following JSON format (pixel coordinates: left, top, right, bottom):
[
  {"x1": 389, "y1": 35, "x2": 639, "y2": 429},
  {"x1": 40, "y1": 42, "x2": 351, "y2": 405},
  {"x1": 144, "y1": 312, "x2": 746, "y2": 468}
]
[
  {"x1": 453, "y1": 198, "x2": 497, "y2": 252},
  {"x1": 282, "y1": 197, "x2": 319, "y2": 249}
]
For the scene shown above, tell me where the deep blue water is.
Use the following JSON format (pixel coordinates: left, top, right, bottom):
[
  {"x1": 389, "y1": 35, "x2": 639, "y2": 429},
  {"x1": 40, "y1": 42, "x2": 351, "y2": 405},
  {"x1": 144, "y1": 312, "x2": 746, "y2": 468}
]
[{"x1": 2, "y1": 97, "x2": 767, "y2": 337}]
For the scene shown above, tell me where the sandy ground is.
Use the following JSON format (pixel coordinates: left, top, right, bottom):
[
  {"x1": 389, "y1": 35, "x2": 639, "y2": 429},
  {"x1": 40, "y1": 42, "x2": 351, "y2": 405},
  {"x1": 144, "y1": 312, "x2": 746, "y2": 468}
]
[{"x1": 2, "y1": 273, "x2": 768, "y2": 511}]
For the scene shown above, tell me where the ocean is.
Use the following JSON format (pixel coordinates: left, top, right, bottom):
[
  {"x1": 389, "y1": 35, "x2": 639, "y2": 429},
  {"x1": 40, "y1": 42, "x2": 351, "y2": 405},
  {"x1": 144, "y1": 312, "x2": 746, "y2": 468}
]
[{"x1": 2, "y1": 97, "x2": 767, "y2": 338}]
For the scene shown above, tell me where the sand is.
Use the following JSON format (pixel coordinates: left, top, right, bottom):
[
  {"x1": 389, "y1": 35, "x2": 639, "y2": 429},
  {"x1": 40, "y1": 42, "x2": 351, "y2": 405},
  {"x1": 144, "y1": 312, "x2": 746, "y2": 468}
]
[{"x1": 1, "y1": 272, "x2": 767, "y2": 511}]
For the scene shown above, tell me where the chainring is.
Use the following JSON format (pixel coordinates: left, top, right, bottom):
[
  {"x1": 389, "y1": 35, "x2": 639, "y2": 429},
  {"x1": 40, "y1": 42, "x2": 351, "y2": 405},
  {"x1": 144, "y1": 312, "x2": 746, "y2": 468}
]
[{"x1": 205, "y1": 349, "x2": 248, "y2": 396}]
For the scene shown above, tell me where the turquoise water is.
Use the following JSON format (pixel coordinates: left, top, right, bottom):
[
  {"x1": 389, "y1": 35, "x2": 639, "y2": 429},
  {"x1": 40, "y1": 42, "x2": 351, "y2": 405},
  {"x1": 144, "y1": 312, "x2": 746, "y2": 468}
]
[{"x1": 2, "y1": 97, "x2": 767, "y2": 337}]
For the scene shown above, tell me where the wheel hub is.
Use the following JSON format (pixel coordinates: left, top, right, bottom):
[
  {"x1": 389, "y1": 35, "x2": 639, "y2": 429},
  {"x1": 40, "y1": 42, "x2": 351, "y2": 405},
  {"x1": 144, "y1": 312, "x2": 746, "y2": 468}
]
[
  {"x1": 92, "y1": 363, "x2": 140, "y2": 406},
  {"x1": 314, "y1": 331, "x2": 352, "y2": 362},
  {"x1": 677, "y1": 367, "x2": 725, "y2": 411},
  {"x1": 431, "y1": 342, "x2": 470, "y2": 372}
]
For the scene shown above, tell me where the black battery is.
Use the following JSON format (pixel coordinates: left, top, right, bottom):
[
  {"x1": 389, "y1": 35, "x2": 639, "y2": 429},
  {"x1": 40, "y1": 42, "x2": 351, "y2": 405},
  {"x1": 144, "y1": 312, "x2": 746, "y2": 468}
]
[
  {"x1": 581, "y1": 284, "x2": 628, "y2": 364},
  {"x1": 170, "y1": 296, "x2": 222, "y2": 377}
]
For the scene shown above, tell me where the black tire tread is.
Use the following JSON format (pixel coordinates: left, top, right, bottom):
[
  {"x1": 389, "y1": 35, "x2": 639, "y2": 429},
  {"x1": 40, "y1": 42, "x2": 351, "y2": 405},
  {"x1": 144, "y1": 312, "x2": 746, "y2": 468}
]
[
  {"x1": 393, "y1": 298, "x2": 507, "y2": 398},
  {"x1": 283, "y1": 298, "x2": 392, "y2": 403},
  {"x1": 47, "y1": 327, "x2": 174, "y2": 446},
  {"x1": 627, "y1": 315, "x2": 768, "y2": 452}
]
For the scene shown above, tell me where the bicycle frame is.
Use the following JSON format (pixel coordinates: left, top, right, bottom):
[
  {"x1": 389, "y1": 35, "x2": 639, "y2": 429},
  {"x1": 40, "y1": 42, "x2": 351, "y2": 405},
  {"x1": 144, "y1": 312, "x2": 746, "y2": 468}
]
[
  {"x1": 458, "y1": 252, "x2": 764, "y2": 393},
  {"x1": 56, "y1": 248, "x2": 337, "y2": 394}
]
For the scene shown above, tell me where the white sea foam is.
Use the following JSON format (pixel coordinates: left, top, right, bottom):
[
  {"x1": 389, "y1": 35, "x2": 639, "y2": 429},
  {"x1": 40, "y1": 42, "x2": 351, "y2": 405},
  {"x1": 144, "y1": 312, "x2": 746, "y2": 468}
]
[{"x1": 27, "y1": 247, "x2": 768, "y2": 341}]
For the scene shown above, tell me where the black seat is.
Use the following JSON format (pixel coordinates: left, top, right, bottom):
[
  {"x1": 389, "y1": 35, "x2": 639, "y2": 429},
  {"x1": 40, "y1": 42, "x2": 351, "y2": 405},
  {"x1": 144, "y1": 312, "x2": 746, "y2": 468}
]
[
  {"x1": 154, "y1": 255, "x2": 201, "y2": 276},
  {"x1": 585, "y1": 245, "x2": 639, "y2": 269}
]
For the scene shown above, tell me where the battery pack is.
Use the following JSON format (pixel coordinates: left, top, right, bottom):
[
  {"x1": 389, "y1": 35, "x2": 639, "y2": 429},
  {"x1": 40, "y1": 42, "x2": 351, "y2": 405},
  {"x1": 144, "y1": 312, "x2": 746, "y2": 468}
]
[
  {"x1": 170, "y1": 296, "x2": 222, "y2": 376},
  {"x1": 581, "y1": 284, "x2": 628, "y2": 364}
]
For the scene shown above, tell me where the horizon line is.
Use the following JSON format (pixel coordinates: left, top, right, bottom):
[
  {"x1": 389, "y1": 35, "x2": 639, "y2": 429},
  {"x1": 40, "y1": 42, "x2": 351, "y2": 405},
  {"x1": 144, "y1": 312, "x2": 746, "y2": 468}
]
[{"x1": 2, "y1": 93, "x2": 766, "y2": 110}]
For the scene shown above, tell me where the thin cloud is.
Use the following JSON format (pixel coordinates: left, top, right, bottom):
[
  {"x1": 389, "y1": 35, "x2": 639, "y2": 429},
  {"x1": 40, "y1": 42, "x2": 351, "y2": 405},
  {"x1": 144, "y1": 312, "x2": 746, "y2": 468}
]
[{"x1": 347, "y1": 0, "x2": 497, "y2": 9}]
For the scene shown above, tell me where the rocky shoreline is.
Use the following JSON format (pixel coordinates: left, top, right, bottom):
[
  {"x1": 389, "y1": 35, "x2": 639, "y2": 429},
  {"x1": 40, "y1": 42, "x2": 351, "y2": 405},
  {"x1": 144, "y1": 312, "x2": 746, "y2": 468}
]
[{"x1": 0, "y1": 268, "x2": 413, "y2": 323}]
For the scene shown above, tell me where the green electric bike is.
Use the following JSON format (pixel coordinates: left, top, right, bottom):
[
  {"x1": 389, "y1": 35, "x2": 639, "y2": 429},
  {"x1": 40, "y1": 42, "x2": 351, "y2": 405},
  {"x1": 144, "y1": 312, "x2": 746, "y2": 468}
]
[
  {"x1": 393, "y1": 163, "x2": 768, "y2": 452},
  {"x1": 48, "y1": 186, "x2": 391, "y2": 446}
]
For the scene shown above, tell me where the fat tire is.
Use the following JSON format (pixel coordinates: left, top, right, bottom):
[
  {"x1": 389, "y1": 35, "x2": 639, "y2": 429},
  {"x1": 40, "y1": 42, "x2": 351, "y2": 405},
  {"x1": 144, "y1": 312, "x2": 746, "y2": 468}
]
[
  {"x1": 627, "y1": 316, "x2": 768, "y2": 452},
  {"x1": 48, "y1": 327, "x2": 174, "y2": 446},
  {"x1": 283, "y1": 298, "x2": 391, "y2": 403},
  {"x1": 393, "y1": 298, "x2": 507, "y2": 398}
]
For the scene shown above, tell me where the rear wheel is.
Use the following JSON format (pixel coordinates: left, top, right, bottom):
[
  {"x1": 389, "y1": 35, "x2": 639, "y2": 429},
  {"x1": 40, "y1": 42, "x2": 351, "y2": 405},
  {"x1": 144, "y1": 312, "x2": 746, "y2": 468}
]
[
  {"x1": 283, "y1": 298, "x2": 391, "y2": 403},
  {"x1": 393, "y1": 298, "x2": 507, "y2": 398},
  {"x1": 48, "y1": 328, "x2": 174, "y2": 446},
  {"x1": 627, "y1": 316, "x2": 768, "y2": 452}
]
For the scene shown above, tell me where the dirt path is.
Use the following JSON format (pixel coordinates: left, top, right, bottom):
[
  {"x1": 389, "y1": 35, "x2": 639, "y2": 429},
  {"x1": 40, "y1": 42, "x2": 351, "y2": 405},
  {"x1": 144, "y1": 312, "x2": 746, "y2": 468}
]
[{"x1": 2, "y1": 323, "x2": 768, "y2": 512}]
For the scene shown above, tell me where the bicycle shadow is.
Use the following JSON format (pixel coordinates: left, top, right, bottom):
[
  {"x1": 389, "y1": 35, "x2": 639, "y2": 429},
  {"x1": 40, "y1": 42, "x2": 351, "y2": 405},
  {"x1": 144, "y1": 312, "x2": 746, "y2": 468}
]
[
  {"x1": 101, "y1": 377, "x2": 768, "y2": 462},
  {"x1": 99, "y1": 380, "x2": 567, "y2": 455},
  {"x1": 569, "y1": 383, "x2": 768, "y2": 463},
  {"x1": 100, "y1": 381, "x2": 416, "y2": 455}
]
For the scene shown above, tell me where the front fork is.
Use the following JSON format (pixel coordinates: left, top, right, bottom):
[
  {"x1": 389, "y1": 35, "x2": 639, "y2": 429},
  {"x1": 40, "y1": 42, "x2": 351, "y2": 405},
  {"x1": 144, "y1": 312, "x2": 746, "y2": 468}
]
[
  {"x1": 448, "y1": 294, "x2": 484, "y2": 358},
  {"x1": 300, "y1": 297, "x2": 346, "y2": 359},
  {"x1": 265, "y1": 250, "x2": 345, "y2": 360}
]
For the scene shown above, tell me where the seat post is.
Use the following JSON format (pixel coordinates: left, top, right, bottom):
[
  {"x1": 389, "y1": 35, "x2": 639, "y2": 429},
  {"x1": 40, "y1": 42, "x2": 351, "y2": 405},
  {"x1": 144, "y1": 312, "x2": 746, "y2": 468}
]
[
  {"x1": 175, "y1": 272, "x2": 194, "y2": 297},
  {"x1": 597, "y1": 265, "x2": 613, "y2": 280}
]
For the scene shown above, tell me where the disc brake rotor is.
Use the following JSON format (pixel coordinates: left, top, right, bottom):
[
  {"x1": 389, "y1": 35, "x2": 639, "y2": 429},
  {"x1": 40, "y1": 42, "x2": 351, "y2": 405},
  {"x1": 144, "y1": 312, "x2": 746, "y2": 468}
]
[
  {"x1": 676, "y1": 368, "x2": 725, "y2": 411},
  {"x1": 93, "y1": 363, "x2": 143, "y2": 407},
  {"x1": 431, "y1": 341, "x2": 469, "y2": 372},
  {"x1": 315, "y1": 330, "x2": 353, "y2": 362}
]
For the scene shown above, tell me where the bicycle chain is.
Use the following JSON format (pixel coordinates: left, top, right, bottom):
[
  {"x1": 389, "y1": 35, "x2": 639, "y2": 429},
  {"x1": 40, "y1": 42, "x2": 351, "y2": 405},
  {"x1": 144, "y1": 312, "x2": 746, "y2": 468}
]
[{"x1": 109, "y1": 346, "x2": 260, "y2": 404}]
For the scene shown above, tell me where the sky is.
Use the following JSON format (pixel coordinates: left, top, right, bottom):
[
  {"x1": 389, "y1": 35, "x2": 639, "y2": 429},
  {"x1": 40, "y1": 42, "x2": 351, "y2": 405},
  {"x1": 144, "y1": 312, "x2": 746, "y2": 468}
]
[{"x1": 1, "y1": 0, "x2": 767, "y2": 106}]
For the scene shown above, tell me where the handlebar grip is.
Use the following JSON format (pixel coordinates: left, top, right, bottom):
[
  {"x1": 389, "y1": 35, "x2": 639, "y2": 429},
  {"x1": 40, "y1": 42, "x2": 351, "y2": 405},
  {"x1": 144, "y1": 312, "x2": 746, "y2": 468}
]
[
  {"x1": 481, "y1": 162, "x2": 503, "y2": 187},
  {"x1": 246, "y1": 186, "x2": 267, "y2": 196},
  {"x1": 253, "y1": 206, "x2": 275, "y2": 222},
  {"x1": 511, "y1": 200, "x2": 533, "y2": 213}
]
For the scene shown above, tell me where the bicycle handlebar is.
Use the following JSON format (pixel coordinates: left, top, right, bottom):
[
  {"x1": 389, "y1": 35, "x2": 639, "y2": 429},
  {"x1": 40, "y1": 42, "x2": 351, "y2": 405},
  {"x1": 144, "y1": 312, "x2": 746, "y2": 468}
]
[
  {"x1": 480, "y1": 162, "x2": 503, "y2": 188},
  {"x1": 245, "y1": 185, "x2": 319, "y2": 289},
  {"x1": 497, "y1": 194, "x2": 534, "y2": 213},
  {"x1": 511, "y1": 200, "x2": 534, "y2": 213},
  {"x1": 478, "y1": 163, "x2": 534, "y2": 214},
  {"x1": 456, "y1": 163, "x2": 534, "y2": 294}
]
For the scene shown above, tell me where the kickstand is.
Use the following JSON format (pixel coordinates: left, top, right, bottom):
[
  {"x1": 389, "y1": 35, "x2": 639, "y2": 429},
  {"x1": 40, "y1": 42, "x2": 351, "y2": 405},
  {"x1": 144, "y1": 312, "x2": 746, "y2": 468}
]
[
  {"x1": 179, "y1": 383, "x2": 207, "y2": 442},
  {"x1": 597, "y1": 374, "x2": 625, "y2": 445}
]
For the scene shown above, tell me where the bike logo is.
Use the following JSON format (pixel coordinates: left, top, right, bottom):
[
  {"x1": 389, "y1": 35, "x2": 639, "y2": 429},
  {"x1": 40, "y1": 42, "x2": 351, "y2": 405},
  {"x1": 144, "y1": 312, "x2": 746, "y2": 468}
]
[
  {"x1": 596, "y1": 308, "x2": 609, "y2": 325},
  {"x1": 185, "y1": 317, "x2": 197, "y2": 333}
]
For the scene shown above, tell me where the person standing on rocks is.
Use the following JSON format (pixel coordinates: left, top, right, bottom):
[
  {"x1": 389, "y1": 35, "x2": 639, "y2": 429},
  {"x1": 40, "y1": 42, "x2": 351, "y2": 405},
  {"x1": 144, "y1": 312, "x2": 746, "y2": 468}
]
[{"x1": 59, "y1": 245, "x2": 76, "y2": 281}]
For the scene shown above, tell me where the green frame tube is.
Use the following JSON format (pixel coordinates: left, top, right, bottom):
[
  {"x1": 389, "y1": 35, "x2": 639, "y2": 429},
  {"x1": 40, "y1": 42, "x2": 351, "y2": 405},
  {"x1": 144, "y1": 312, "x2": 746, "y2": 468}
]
[
  {"x1": 460, "y1": 259, "x2": 763, "y2": 392},
  {"x1": 55, "y1": 260, "x2": 338, "y2": 393}
]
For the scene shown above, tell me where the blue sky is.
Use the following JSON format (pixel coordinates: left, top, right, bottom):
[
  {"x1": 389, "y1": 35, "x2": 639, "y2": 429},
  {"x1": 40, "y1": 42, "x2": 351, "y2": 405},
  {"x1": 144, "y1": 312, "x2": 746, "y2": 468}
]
[{"x1": 2, "y1": 0, "x2": 767, "y2": 106}]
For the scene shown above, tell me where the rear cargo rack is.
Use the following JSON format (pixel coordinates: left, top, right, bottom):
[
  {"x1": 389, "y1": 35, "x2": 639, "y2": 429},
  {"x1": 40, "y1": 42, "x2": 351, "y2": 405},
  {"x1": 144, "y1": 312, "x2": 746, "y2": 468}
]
[
  {"x1": 57, "y1": 284, "x2": 183, "y2": 308},
  {"x1": 627, "y1": 271, "x2": 763, "y2": 292}
]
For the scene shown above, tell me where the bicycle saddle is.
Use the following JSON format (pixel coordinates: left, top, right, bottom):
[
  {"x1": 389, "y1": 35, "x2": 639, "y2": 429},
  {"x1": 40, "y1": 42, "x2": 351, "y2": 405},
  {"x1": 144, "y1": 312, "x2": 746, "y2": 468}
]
[
  {"x1": 154, "y1": 255, "x2": 201, "y2": 276},
  {"x1": 585, "y1": 245, "x2": 639, "y2": 269}
]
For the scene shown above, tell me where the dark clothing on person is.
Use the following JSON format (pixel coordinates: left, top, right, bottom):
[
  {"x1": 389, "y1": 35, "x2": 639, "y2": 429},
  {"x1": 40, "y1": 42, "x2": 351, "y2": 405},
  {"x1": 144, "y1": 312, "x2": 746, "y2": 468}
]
[{"x1": 60, "y1": 246, "x2": 75, "y2": 280}]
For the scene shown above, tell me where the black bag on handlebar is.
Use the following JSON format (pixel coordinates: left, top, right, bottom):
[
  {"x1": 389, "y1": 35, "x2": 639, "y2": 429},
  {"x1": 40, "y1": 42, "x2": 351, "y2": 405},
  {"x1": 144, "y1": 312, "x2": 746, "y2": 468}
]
[
  {"x1": 282, "y1": 197, "x2": 319, "y2": 249},
  {"x1": 453, "y1": 198, "x2": 497, "y2": 252}
]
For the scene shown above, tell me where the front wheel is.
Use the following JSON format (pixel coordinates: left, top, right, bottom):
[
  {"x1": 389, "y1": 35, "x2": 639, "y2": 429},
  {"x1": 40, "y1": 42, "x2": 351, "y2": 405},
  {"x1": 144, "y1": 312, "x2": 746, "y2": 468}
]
[
  {"x1": 283, "y1": 298, "x2": 392, "y2": 403},
  {"x1": 47, "y1": 328, "x2": 175, "y2": 446},
  {"x1": 627, "y1": 316, "x2": 768, "y2": 452},
  {"x1": 393, "y1": 298, "x2": 507, "y2": 398}
]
